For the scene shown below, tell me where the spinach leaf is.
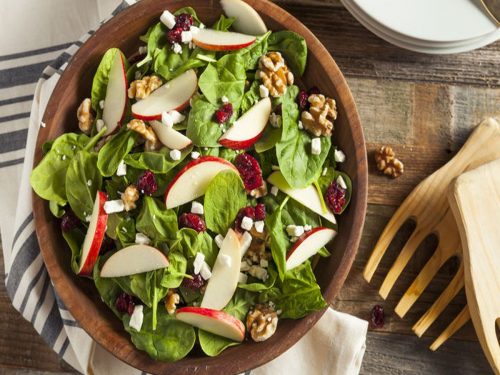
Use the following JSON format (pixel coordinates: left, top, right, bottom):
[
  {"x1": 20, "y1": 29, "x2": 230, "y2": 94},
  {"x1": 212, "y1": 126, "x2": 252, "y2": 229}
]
[
  {"x1": 238, "y1": 264, "x2": 278, "y2": 292},
  {"x1": 276, "y1": 85, "x2": 331, "y2": 188},
  {"x1": 137, "y1": 22, "x2": 165, "y2": 68},
  {"x1": 240, "y1": 80, "x2": 261, "y2": 113},
  {"x1": 169, "y1": 228, "x2": 217, "y2": 266},
  {"x1": 218, "y1": 148, "x2": 239, "y2": 163},
  {"x1": 124, "y1": 145, "x2": 192, "y2": 173},
  {"x1": 317, "y1": 247, "x2": 331, "y2": 257},
  {"x1": 160, "y1": 252, "x2": 188, "y2": 289},
  {"x1": 268, "y1": 31, "x2": 307, "y2": 76},
  {"x1": 186, "y1": 95, "x2": 222, "y2": 147},
  {"x1": 62, "y1": 227, "x2": 85, "y2": 274},
  {"x1": 97, "y1": 129, "x2": 136, "y2": 177},
  {"x1": 255, "y1": 126, "x2": 281, "y2": 153},
  {"x1": 257, "y1": 148, "x2": 278, "y2": 177},
  {"x1": 234, "y1": 31, "x2": 271, "y2": 70},
  {"x1": 154, "y1": 44, "x2": 206, "y2": 81},
  {"x1": 124, "y1": 307, "x2": 196, "y2": 362},
  {"x1": 93, "y1": 255, "x2": 122, "y2": 316},
  {"x1": 204, "y1": 170, "x2": 246, "y2": 234},
  {"x1": 212, "y1": 15, "x2": 235, "y2": 31},
  {"x1": 65, "y1": 151, "x2": 102, "y2": 221},
  {"x1": 116, "y1": 217, "x2": 136, "y2": 248},
  {"x1": 318, "y1": 167, "x2": 352, "y2": 214},
  {"x1": 136, "y1": 196, "x2": 178, "y2": 242},
  {"x1": 265, "y1": 206, "x2": 289, "y2": 281},
  {"x1": 49, "y1": 201, "x2": 65, "y2": 218}
]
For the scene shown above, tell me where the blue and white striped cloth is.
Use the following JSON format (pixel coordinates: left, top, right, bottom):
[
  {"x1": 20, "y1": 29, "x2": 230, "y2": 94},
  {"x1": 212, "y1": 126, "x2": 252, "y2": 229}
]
[{"x1": 0, "y1": 1, "x2": 368, "y2": 374}]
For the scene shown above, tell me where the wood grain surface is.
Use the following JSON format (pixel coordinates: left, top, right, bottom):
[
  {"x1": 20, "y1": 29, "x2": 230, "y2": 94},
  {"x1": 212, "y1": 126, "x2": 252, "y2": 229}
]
[{"x1": 1, "y1": 0, "x2": 498, "y2": 374}]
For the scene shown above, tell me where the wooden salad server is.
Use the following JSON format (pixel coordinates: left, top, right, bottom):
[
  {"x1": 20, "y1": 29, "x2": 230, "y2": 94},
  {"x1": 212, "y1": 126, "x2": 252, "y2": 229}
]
[
  {"x1": 448, "y1": 158, "x2": 500, "y2": 375},
  {"x1": 364, "y1": 117, "x2": 500, "y2": 349}
]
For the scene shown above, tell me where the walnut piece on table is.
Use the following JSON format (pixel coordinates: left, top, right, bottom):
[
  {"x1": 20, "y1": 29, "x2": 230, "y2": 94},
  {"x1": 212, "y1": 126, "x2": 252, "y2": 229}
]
[
  {"x1": 127, "y1": 119, "x2": 161, "y2": 151},
  {"x1": 77, "y1": 98, "x2": 94, "y2": 135},
  {"x1": 128, "y1": 75, "x2": 162, "y2": 100},
  {"x1": 121, "y1": 185, "x2": 139, "y2": 211},
  {"x1": 257, "y1": 52, "x2": 294, "y2": 98},
  {"x1": 375, "y1": 146, "x2": 404, "y2": 178},
  {"x1": 246, "y1": 303, "x2": 278, "y2": 342},
  {"x1": 301, "y1": 94, "x2": 337, "y2": 137}
]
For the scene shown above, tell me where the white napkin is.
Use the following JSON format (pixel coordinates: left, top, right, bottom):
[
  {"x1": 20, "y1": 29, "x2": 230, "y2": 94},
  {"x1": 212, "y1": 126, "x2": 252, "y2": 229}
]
[{"x1": 0, "y1": 1, "x2": 368, "y2": 374}]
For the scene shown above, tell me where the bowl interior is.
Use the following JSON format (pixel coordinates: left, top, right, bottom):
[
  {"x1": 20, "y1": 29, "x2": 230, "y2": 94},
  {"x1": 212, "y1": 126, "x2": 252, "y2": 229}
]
[{"x1": 33, "y1": 0, "x2": 367, "y2": 374}]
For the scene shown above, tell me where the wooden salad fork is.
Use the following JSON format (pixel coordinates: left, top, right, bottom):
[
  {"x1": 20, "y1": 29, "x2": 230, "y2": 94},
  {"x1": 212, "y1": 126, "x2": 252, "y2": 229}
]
[{"x1": 364, "y1": 117, "x2": 500, "y2": 349}]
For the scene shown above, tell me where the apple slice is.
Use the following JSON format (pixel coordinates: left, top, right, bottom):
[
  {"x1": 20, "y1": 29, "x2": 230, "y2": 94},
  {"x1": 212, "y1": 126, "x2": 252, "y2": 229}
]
[
  {"x1": 131, "y1": 70, "x2": 197, "y2": 121},
  {"x1": 100, "y1": 244, "x2": 169, "y2": 277},
  {"x1": 176, "y1": 306, "x2": 245, "y2": 342},
  {"x1": 100, "y1": 52, "x2": 128, "y2": 136},
  {"x1": 267, "y1": 171, "x2": 337, "y2": 225},
  {"x1": 201, "y1": 229, "x2": 241, "y2": 310},
  {"x1": 219, "y1": 97, "x2": 271, "y2": 149},
  {"x1": 286, "y1": 227, "x2": 336, "y2": 271},
  {"x1": 165, "y1": 156, "x2": 237, "y2": 209},
  {"x1": 78, "y1": 191, "x2": 108, "y2": 276},
  {"x1": 220, "y1": 0, "x2": 268, "y2": 35},
  {"x1": 150, "y1": 120, "x2": 192, "y2": 150},
  {"x1": 192, "y1": 29, "x2": 256, "y2": 51}
]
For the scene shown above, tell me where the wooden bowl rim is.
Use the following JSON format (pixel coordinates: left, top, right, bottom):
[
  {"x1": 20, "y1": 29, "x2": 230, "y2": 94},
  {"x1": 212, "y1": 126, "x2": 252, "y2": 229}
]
[{"x1": 32, "y1": 0, "x2": 368, "y2": 373}]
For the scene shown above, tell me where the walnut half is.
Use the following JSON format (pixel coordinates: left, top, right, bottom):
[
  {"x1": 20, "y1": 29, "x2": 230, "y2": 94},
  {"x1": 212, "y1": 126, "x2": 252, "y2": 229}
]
[
  {"x1": 246, "y1": 304, "x2": 278, "y2": 342},
  {"x1": 128, "y1": 75, "x2": 162, "y2": 100},
  {"x1": 121, "y1": 185, "x2": 139, "y2": 211},
  {"x1": 257, "y1": 52, "x2": 294, "y2": 98},
  {"x1": 165, "y1": 290, "x2": 180, "y2": 315},
  {"x1": 301, "y1": 94, "x2": 337, "y2": 137},
  {"x1": 375, "y1": 146, "x2": 404, "y2": 178},
  {"x1": 77, "y1": 98, "x2": 94, "y2": 135},
  {"x1": 127, "y1": 119, "x2": 161, "y2": 151}
]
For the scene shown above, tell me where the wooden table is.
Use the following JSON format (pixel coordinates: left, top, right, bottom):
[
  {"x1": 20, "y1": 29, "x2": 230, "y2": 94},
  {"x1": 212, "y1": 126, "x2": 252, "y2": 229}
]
[{"x1": 0, "y1": 0, "x2": 498, "y2": 373}]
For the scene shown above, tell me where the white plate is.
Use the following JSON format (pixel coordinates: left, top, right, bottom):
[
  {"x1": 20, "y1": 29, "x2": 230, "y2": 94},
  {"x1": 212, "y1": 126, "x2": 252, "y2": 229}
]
[{"x1": 352, "y1": 0, "x2": 498, "y2": 43}]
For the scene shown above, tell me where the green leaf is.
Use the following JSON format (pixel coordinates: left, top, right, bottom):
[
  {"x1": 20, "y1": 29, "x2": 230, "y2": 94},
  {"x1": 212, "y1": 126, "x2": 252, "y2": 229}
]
[
  {"x1": 212, "y1": 14, "x2": 236, "y2": 31},
  {"x1": 233, "y1": 31, "x2": 271, "y2": 70},
  {"x1": 265, "y1": 207, "x2": 289, "y2": 280},
  {"x1": 318, "y1": 167, "x2": 352, "y2": 214},
  {"x1": 169, "y1": 228, "x2": 217, "y2": 266},
  {"x1": 97, "y1": 129, "x2": 136, "y2": 177},
  {"x1": 137, "y1": 23, "x2": 165, "y2": 68},
  {"x1": 62, "y1": 227, "x2": 86, "y2": 274},
  {"x1": 116, "y1": 217, "x2": 136, "y2": 248},
  {"x1": 186, "y1": 95, "x2": 223, "y2": 147},
  {"x1": 93, "y1": 255, "x2": 122, "y2": 316},
  {"x1": 238, "y1": 264, "x2": 278, "y2": 292},
  {"x1": 160, "y1": 252, "x2": 188, "y2": 289},
  {"x1": 124, "y1": 146, "x2": 192, "y2": 173},
  {"x1": 154, "y1": 44, "x2": 206, "y2": 81},
  {"x1": 276, "y1": 85, "x2": 331, "y2": 188},
  {"x1": 317, "y1": 247, "x2": 331, "y2": 257},
  {"x1": 204, "y1": 170, "x2": 247, "y2": 234},
  {"x1": 65, "y1": 151, "x2": 102, "y2": 221},
  {"x1": 49, "y1": 201, "x2": 65, "y2": 218},
  {"x1": 136, "y1": 196, "x2": 178, "y2": 242},
  {"x1": 268, "y1": 31, "x2": 307, "y2": 76},
  {"x1": 240, "y1": 80, "x2": 261, "y2": 114}
]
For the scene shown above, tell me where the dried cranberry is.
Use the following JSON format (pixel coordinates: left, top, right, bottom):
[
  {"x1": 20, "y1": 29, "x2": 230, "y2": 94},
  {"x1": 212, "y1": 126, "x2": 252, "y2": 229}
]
[
  {"x1": 175, "y1": 13, "x2": 194, "y2": 31},
  {"x1": 308, "y1": 86, "x2": 321, "y2": 95},
  {"x1": 324, "y1": 180, "x2": 347, "y2": 214},
  {"x1": 167, "y1": 27, "x2": 183, "y2": 44},
  {"x1": 234, "y1": 206, "x2": 256, "y2": 231},
  {"x1": 182, "y1": 273, "x2": 205, "y2": 290},
  {"x1": 371, "y1": 305, "x2": 385, "y2": 328},
  {"x1": 116, "y1": 293, "x2": 135, "y2": 315},
  {"x1": 234, "y1": 153, "x2": 263, "y2": 191},
  {"x1": 254, "y1": 203, "x2": 266, "y2": 221},
  {"x1": 100, "y1": 236, "x2": 115, "y2": 255},
  {"x1": 179, "y1": 213, "x2": 206, "y2": 232},
  {"x1": 136, "y1": 170, "x2": 157, "y2": 196},
  {"x1": 214, "y1": 103, "x2": 233, "y2": 124},
  {"x1": 60, "y1": 210, "x2": 80, "y2": 232},
  {"x1": 297, "y1": 90, "x2": 309, "y2": 110},
  {"x1": 274, "y1": 103, "x2": 282, "y2": 116}
]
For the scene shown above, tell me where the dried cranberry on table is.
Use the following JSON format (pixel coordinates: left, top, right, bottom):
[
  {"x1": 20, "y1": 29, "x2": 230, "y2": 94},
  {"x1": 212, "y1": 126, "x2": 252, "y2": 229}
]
[
  {"x1": 214, "y1": 103, "x2": 233, "y2": 124},
  {"x1": 182, "y1": 273, "x2": 205, "y2": 290},
  {"x1": 324, "y1": 180, "x2": 347, "y2": 214},
  {"x1": 115, "y1": 293, "x2": 136, "y2": 315},
  {"x1": 60, "y1": 210, "x2": 80, "y2": 232},
  {"x1": 234, "y1": 153, "x2": 263, "y2": 191},
  {"x1": 179, "y1": 213, "x2": 206, "y2": 232},
  {"x1": 136, "y1": 170, "x2": 158, "y2": 196},
  {"x1": 371, "y1": 305, "x2": 385, "y2": 328}
]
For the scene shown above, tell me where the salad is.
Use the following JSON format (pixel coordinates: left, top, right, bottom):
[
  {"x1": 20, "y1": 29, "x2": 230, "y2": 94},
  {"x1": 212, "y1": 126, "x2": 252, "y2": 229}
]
[{"x1": 30, "y1": 0, "x2": 352, "y2": 362}]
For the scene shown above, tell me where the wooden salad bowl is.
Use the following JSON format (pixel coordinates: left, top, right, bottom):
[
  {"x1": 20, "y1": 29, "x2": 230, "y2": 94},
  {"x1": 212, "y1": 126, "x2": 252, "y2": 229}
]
[{"x1": 32, "y1": 0, "x2": 368, "y2": 373}]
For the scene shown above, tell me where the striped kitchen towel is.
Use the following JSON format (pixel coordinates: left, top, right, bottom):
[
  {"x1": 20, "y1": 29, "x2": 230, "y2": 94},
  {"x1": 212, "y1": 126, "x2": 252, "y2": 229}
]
[{"x1": 0, "y1": 1, "x2": 368, "y2": 374}]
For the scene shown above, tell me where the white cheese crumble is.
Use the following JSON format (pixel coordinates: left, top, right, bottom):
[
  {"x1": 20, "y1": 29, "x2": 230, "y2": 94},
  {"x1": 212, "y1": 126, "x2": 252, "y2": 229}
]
[
  {"x1": 160, "y1": 10, "x2": 176, "y2": 29},
  {"x1": 260, "y1": 259, "x2": 269, "y2": 268},
  {"x1": 85, "y1": 215, "x2": 92, "y2": 223},
  {"x1": 240, "y1": 261, "x2": 250, "y2": 272},
  {"x1": 221, "y1": 95, "x2": 229, "y2": 103},
  {"x1": 96, "y1": 119, "x2": 105, "y2": 131},
  {"x1": 270, "y1": 185, "x2": 279, "y2": 196},
  {"x1": 286, "y1": 225, "x2": 304, "y2": 237},
  {"x1": 298, "y1": 120, "x2": 304, "y2": 130},
  {"x1": 322, "y1": 167, "x2": 328, "y2": 176},
  {"x1": 129, "y1": 305, "x2": 144, "y2": 332},
  {"x1": 193, "y1": 252, "x2": 205, "y2": 275},
  {"x1": 191, "y1": 201, "x2": 204, "y2": 215},
  {"x1": 238, "y1": 272, "x2": 248, "y2": 284},
  {"x1": 337, "y1": 175, "x2": 347, "y2": 190},
  {"x1": 135, "y1": 233, "x2": 151, "y2": 245},
  {"x1": 254, "y1": 220, "x2": 265, "y2": 233},
  {"x1": 170, "y1": 149, "x2": 181, "y2": 161},
  {"x1": 334, "y1": 149, "x2": 346, "y2": 163},
  {"x1": 103, "y1": 200, "x2": 125, "y2": 214},
  {"x1": 311, "y1": 137, "x2": 321, "y2": 155},
  {"x1": 138, "y1": 46, "x2": 147, "y2": 54},
  {"x1": 87, "y1": 179, "x2": 92, "y2": 187},
  {"x1": 200, "y1": 262, "x2": 212, "y2": 280},
  {"x1": 161, "y1": 111, "x2": 174, "y2": 128},
  {"x1": 304, "y1": 224, "x2": 312, "y2": 232},
  {"x1": 259, "y1": 84, "x2": 269, "y2": 98},
  {"x1": 215, "y1": 234, "x2": 224, "y2": 248},
  {"x1": 191, "y1": 151, "x2": 200, "y2": 159},
  {"x1": 241, "y1": 216, "x2": 254, "y2": 231},
  {"x1": 172, "y1": 43, "x2": 182, "y2": 54},
  {"x1": 116, "y1": 160, "x2": 127, "y2": 176},
  {"x1": 220, "y1": 254, "x2": 232, "y2": 268},
  {"x1": 181, "y1": 31, "x2": 192, "y2": 43},
  {"x1": 169, "y1": 110, "x2": 185, "y2": 124},
  {"x1": 248, "y1": 265, "x2": 268, "y2": 281},
  {"x1": 269, "y1": 113, "x2": 281, "y2": 128},
  {"x1": 99, "y1": 100, "x2": 105, "y2": 110},
  {"x1": 240, "y1": 231, "x2": 252, "y2": 258}
]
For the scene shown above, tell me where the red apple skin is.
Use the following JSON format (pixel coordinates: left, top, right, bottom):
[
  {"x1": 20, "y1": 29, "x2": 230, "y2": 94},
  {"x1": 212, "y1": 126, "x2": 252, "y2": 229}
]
[
  {"x1": 164, "y1": 156, "x2": 238, "y2": 205},
  {"x1": 131, "y1": 99, "x2": 192, "y2": 121},
  {"x1": 218, "y1": 128, "x2": 266, "y2": 150},
  {"x1": 176, "y1": 306, "x2": 245, "y2": 342},
  {"x1": 286, "y1": 227, "x2": 334, "y2": 261},
  {"x1": 192, "y1": 39, "x2": 256, "y2": 51},
  {"x1": 78, "y1": 191, "x2": 108, "y2": 277}
]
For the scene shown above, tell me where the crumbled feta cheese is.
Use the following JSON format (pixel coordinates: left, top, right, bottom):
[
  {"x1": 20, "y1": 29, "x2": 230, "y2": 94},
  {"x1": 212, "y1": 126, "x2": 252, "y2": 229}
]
[
  {"x1": 238, "y1": 272, "x2": 248, "y2": 284},
  {"x1": 61, "y1": 155, "x2": 66, "y2": 161},
  {"x1": 191, "y1": 201, "x2": 204, "y2": 215},
  {"x1": 99, "y1": 100, "x2": 105, "y2": 110},
  {"x1": 160, "y1": 10, "x2": 176, "y2": 29},
  {"x1": 40, "y1": 121, "x2": 46, "y2": 128},
  {"x1": 270, "y1": 185, "x2": 279, "y2": 196},
  {"x1": 181, "y1": 31, "x2": 192, "y2": 43},
  {"x1": 104, "y1": 200, "x2": 125, "y2": 214},
  {"x1": 85, "y1": 215, "x2": 92, "y2": 223},
  {"x1": 135, "y1": 71, "x2": 142, "y2": 80},
  {"x1": 337, "y1": 175, "x2": 347, "y2": 189},
  {"x1": 161, "y1": 111, "x2": 174, "y2": 128},
  {"x1": 298, "y1": 120, "x2": 304, "y2": 130},
  {"x1": 116, "y1": 160, "x2": 127, "y2": 176},
  {"x1": 169, "y1": 110, "x2": 185, "y2": 124},
  {"x1": 172, "y1": 43, "x2": 183, "y2": 54},
  {"x1": 215, "y1": 234, "x2": 224, "y2": 248},
  {"x1": 221, "y1": 95, "x2": 229, "y2": 103},
  {"x1": 220, "y1": 254, "x2": 232, "y2": 268},
  {"x1": 240, "y1": 261, "x2": 250, "y2": 272},
  {"x1": 193, "y1": 252, "x2": 205, "y2": 274},
  {"x1": 311, "y1": 137, "x2": 321, "y2": 155},
  {"x1": 254, "y1": 221, "x2": 265, "y2": 233},
  {"x1": 200, "y1": 262, "x2": 212, "y2": 280},
  {"x1": 248, "y1": 265, "x2": 268, "y2": 281},
  {"x1": 96, "y1": 119, "x2": 105, "y2": 131},
  {"x1": 290, "y1": 236, "x2": 298, "y2": 243},
  {"x1": 271, "y1": 165, "x2": 280, "y2": 171},
  {"x1": 240, "y1": 231, "x2": 252, "y2": 258},
  {"x1": 135, "y1": 233, "x2": 151, "y2": 245},
  {"x1": 199, "y1": 23, "x2": 206, "y2": 29},
  {"x1": 334, "y1": 149, "x2": 346, "y2": 163},
  {"x1": 87, "y1": 179, "x2": 92, "y2": 187},
  {"x1": 304, "y1": 224, "x2": 312, "y2": 232},
  {"x1": 129, "y1": 305, "x2": 144, "y2": 331},
  {"x1": 170, "y1": 149, "x2": 181, "y2": 161},
  {"x1": 138, "y1": 46, "x2": 147, "y2": 54},
  {"x1": 269, "y1": 113, "x2": 281, "y2": 128},
  {"x1": 260, "y1": 259, "x2": 269, "y2": 268},
  {"x1": 259, "y1": 84, "x2": 269, "y2": 98},
  {"x1": 188, "y1": 41, "x2": 195, "y2": 49},
  {"x1": 191, "y1": 151, "x2": 200, "y2": 159},
  {"x1": 241, "y1": 216, "x2": 254, "y2": 231},
  {"x1": 286, "y1": 225, "x2": 304, "y2": 237},
  {"x1": 322, "y1": 167, "x2": 328, "y2": 176},
  {"x1": 203, "y1": 147, "x2": 208, "y2": 151}
]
